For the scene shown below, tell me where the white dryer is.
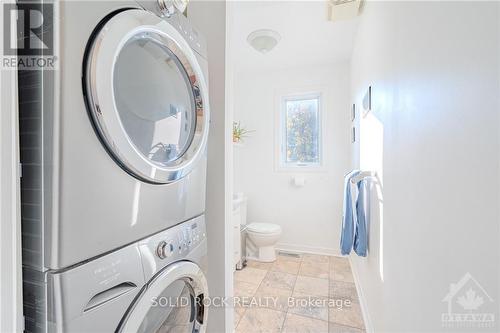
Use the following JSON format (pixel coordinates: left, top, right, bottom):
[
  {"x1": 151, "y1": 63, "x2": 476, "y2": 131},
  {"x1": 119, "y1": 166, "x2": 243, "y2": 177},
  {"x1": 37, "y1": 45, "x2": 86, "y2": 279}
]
[
  {"x1": 19, "y1": 1, "x2": 210, "y2": 270},
  {"x1": 23, "y1": 216, "x2": 208, "y2": 332}
]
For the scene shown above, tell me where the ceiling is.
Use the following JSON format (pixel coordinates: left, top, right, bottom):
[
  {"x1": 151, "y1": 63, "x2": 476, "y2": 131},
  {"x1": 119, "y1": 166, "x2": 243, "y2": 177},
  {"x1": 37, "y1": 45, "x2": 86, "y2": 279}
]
[{"x1": 229, "y1": 1, "x2": 359, "y2": 73}]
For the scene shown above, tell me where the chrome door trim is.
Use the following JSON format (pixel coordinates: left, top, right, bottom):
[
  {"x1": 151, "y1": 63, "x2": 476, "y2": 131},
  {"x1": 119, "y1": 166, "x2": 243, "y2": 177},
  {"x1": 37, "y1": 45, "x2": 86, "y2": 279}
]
[
  {"x1": 117, "y1": 261, "x2": 208, "y2": 333},
  {"x1": 84, "y1": 9, "x2": 209, "y2": 184}
]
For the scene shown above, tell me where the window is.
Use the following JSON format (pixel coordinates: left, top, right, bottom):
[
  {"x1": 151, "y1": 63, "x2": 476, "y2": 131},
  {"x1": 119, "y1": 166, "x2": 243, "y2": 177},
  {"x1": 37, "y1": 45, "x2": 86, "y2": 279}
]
[{"x1": 279, "y1": 93, "x2": 322, "y2": 169}]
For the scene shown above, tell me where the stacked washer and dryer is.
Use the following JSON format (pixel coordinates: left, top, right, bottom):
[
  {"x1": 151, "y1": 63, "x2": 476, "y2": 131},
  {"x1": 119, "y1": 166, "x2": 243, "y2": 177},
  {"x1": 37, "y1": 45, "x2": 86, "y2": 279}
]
[{"x1": 19, "y1": 1, "x2": 210, "y2": 332}]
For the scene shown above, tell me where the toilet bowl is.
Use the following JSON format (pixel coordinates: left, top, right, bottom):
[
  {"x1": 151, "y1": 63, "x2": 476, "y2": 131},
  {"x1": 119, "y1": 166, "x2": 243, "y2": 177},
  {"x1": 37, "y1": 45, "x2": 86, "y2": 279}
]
[{"x1": 246, "y1": 223, "x2": 282, "y2": 262}]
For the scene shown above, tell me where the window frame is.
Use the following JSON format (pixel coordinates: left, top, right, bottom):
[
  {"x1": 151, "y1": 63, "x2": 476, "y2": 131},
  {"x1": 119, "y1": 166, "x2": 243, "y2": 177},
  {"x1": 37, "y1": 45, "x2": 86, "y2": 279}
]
[{"x1": 276, "y1": 91, "x2": 325, "y2": 172}]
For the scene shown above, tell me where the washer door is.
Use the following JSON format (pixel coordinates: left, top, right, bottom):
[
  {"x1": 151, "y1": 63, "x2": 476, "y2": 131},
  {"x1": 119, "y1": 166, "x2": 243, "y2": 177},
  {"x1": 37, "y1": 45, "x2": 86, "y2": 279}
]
[
  {"x1": 84, "y1": 9, "x2": 209, "y2": 184},
  {"x1": 117, "y1": 261, "x2": 208, "y2": 333}
]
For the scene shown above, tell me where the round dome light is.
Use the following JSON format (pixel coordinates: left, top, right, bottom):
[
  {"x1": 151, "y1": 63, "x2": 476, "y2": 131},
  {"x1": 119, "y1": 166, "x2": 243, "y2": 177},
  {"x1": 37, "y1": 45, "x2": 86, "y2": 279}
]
[{"x1": 247, "y1": 29, "x2": 281, "y2": 54}]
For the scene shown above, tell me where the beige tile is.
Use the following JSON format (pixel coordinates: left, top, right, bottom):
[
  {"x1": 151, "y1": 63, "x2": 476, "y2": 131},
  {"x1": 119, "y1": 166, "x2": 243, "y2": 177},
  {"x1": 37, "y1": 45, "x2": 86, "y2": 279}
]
[
  {"x1": 329, "y1": 323, "x2": 365, "y2": 333},
  {"x1": 234, "y1": 305, "x2": 245, "y2": 327},
  {"x1": 294, "y1": 276, "x2": 329, "y2": 297},
  {"x1": 288, "y1": 293, "x2": 329, "y2": 321},
  {"x1": 329, "y1": 281, "x2": 359, "y2": 303},
  {"x1": 272, "y1": 259, "x2": 300, "y2": 275},
  {"x1": 246, "y1": 260, "x2": 274, "y2": 271},
  {"x1": 158, "y1": 323, "x2": 192, "y2": 332},
  {"x1": 261, "y1": 271, "x2": 297, "y2": 291},
  {"x1": 254, "y1": 284, "x2": 292, "y2": 312},
  {"x1": 236, "y1": 307, "x2": 286, "y2": 333},
  {"x1": 282, "y1": 313, "x2": 329, "y2": 333},
  {"x1": 330, "y1": 256, "x2": 350, "y2": 270},
  {"x1": 234, "y1": 311, "x2": 241, "y2": 328},
  {"x1": 299, "y1": 261, "x2": 329, "y2": 279},
  {"x1": 235, "y1": 304, "x2": 246, "y2": 316},
  {"x1": 329, "y1": 302, "x2": 365, "y2": 329},
  {"x1": 234, "y1": 267, "x2": 268, "y2": 285},
  {"x1": 234, "y1": 280, "x2": 259, "y2": 298},
  {"x1": 330, "y1": 264, "x2": 354, "y2": 283},
  {"x1": 302, "y1": 254, "x2": 330, "y2": 264},
  {"x1": 234, "y1": 252, "x2": 364, "y2": 333},
  {"x1": 276, "y1": 253, "x2": 303, "y2": 263}
]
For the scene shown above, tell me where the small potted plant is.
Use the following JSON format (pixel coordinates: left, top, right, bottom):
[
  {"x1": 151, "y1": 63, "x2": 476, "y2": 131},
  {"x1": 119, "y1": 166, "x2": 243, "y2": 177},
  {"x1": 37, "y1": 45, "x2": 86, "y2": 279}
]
[{"x1": 232, "y1": 121, "x2": 254, "y2": 143}]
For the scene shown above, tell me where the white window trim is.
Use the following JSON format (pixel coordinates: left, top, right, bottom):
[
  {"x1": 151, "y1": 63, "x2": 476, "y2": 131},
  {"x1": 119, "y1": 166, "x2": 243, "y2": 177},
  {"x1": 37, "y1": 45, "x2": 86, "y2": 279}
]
[{"x1": 274, "y1": 88, "x2": 327, "y2": 173}]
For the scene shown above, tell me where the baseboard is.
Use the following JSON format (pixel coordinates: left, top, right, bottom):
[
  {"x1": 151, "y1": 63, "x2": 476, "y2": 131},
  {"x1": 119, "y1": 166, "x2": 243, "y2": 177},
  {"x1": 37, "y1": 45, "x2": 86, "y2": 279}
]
[
  {"x1": 348, "y1": 257, "x2": 374, "y2": 333},
  {"x1": 275, "y1": 243, "x2": 339, "y2": 256}
]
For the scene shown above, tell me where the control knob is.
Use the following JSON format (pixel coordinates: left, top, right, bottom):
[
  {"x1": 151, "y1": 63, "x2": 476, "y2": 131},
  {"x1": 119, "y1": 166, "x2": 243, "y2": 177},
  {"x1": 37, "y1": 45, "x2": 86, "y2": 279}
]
[
  {"x1": 156, "y1": 241, "x2": 173, "y2": 259},
  {"x1": 157, "y1": 0, "x2": 175, "y2": 17}
]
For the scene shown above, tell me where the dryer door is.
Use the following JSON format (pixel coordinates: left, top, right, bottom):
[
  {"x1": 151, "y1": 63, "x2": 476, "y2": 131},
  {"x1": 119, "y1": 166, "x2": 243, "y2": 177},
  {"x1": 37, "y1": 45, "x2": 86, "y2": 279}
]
[
  {"x1": 84, "y1": 9, "x2": 209, "y2": 184},
  {"x1": 117, "y1": 261, "x2": 208, "y2": 333}
]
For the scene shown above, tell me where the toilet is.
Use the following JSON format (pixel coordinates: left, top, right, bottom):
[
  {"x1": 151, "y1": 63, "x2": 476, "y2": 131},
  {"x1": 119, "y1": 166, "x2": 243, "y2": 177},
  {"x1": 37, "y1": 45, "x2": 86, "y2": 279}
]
[
  {"x1": 232, "y1": 193, "x2": 282, "y2": 263},
  {"x1": 246, "y1": 222, "x2": 282, "y2": 262}
]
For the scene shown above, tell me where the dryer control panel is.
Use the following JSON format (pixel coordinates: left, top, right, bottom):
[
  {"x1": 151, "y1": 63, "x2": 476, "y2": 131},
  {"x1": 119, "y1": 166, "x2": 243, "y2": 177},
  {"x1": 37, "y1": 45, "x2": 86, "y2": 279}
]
[
  {"x1": 138, "y1": 215, "x2": 207, "y2": 280},
  {"x1": 136, "y1": 2, "x2": 207, "y2": 58},
  {"x1": 167, "y1": 12, "x2": 207, "y2": 58}
]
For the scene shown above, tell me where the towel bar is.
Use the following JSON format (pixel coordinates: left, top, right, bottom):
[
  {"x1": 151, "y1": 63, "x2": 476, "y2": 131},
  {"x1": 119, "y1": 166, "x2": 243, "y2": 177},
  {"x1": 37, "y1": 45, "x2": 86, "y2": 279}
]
[{"x1": 350, "y1": 171, "x2": 378, "y2": 184}]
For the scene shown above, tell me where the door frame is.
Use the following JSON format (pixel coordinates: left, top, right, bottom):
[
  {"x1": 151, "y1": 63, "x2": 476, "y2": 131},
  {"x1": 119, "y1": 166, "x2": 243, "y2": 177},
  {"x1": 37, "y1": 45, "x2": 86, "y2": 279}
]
[{"x1": 0, "y1": 8, "x2": 24, "y2": 330}]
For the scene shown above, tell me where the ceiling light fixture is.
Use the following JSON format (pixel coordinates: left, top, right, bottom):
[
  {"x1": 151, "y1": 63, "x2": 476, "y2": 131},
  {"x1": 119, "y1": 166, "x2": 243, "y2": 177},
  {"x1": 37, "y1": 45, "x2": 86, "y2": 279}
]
[{"x1": 247, "y1": 29, "x2": 281, "y2": 54}]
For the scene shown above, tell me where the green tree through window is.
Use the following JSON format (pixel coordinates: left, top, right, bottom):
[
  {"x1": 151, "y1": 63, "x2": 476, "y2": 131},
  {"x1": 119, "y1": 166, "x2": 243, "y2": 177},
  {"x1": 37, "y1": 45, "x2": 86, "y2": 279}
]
[{"x1": 283, "y1": 96, "x2": 320, "y2": 166}]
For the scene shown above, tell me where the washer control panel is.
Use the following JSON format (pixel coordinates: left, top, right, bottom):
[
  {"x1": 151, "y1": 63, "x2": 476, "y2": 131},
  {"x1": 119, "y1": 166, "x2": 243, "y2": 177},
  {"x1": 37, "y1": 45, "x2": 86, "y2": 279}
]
[
  {"x1": 156, "y1": 240, "x2": 174, "y2": 259},
  {"x1": 143, "y1": 215, "x2": 206, "y2": 261},
  {"x1": 139, "y1": 215, "x2": 206, "y2": 280}
]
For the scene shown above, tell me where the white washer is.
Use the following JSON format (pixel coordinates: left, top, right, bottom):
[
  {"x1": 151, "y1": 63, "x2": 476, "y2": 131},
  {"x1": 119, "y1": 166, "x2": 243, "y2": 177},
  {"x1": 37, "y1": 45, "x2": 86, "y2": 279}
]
[
  {"x1": 23, "y1": 216, "x2": 208, "y2": 333},
  {"x1": 19, "y1": 1, "x2": 210, "y2": 270}
]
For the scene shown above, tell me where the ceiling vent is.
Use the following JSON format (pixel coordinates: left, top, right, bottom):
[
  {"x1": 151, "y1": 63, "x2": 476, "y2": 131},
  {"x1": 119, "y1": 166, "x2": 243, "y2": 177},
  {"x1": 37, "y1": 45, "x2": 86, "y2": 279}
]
[{"x1": 327, "y1": 0, "x2": 361, "y2": 22}]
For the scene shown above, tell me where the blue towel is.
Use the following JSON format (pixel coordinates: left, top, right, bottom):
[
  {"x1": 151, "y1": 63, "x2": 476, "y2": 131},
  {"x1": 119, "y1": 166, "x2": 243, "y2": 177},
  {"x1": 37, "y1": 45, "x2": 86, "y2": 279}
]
[
  {"x1": 354, "y1": 179, "x2": 369, "y2": 257},
  {"x1": 340, "y1": 170, "x2": 360, "y2": 255}
]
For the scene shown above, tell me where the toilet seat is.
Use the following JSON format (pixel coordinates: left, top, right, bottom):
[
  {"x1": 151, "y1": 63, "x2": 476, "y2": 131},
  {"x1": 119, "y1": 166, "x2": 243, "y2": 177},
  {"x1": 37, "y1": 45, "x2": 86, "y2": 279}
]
[{"x1": 247, "y1": 223, "x2": 281, "y2": 234}]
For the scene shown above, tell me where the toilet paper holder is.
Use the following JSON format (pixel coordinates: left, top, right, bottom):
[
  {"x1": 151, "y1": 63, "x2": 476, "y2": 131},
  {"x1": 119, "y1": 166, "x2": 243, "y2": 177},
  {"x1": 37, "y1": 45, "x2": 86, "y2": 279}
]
[{"x1": 292, "y1": 176, "x2": 306, "y2": 187}]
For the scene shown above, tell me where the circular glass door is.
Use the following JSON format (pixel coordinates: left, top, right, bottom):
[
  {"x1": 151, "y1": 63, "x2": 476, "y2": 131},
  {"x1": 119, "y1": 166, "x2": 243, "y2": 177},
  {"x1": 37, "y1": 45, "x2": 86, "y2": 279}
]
[
  {"x1": 137, "y1": 279, "x2": 196, "y2": 332},
  {"x1": 84, "y1": 9, "x2": 209, "y2": 184},
  {"x1": 114, "y1": 32, "x2": 196, "y2": 166},
  {"x1": 118, "y1": 262, "x2": 208, "y2": 333}
]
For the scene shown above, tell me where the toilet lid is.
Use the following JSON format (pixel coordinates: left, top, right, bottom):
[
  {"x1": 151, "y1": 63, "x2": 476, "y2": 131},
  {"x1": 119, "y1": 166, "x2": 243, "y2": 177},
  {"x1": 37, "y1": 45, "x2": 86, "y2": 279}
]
[{"x1": 247, "y1": 223, "x2": 281, "y2": 234}]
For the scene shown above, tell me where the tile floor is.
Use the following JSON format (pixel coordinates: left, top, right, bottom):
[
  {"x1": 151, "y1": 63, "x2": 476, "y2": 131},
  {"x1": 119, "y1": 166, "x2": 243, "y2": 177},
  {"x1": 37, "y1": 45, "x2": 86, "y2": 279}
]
[{"x1": 233, "y1": 253, "x2": 365, "y2": 333}]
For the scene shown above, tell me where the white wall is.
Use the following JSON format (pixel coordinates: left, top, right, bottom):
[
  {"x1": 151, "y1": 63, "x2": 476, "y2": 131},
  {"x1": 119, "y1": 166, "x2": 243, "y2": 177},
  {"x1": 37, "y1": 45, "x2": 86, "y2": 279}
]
[
  {"x1": 350, "y1": 1, "x2": 500, "y2": 332},
  {"x1": 234, "y1": 63, "x2": 351, "y2": 255},
  {"x1": 189, "y1": 2, "x2": 233, "y2": 332}
]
